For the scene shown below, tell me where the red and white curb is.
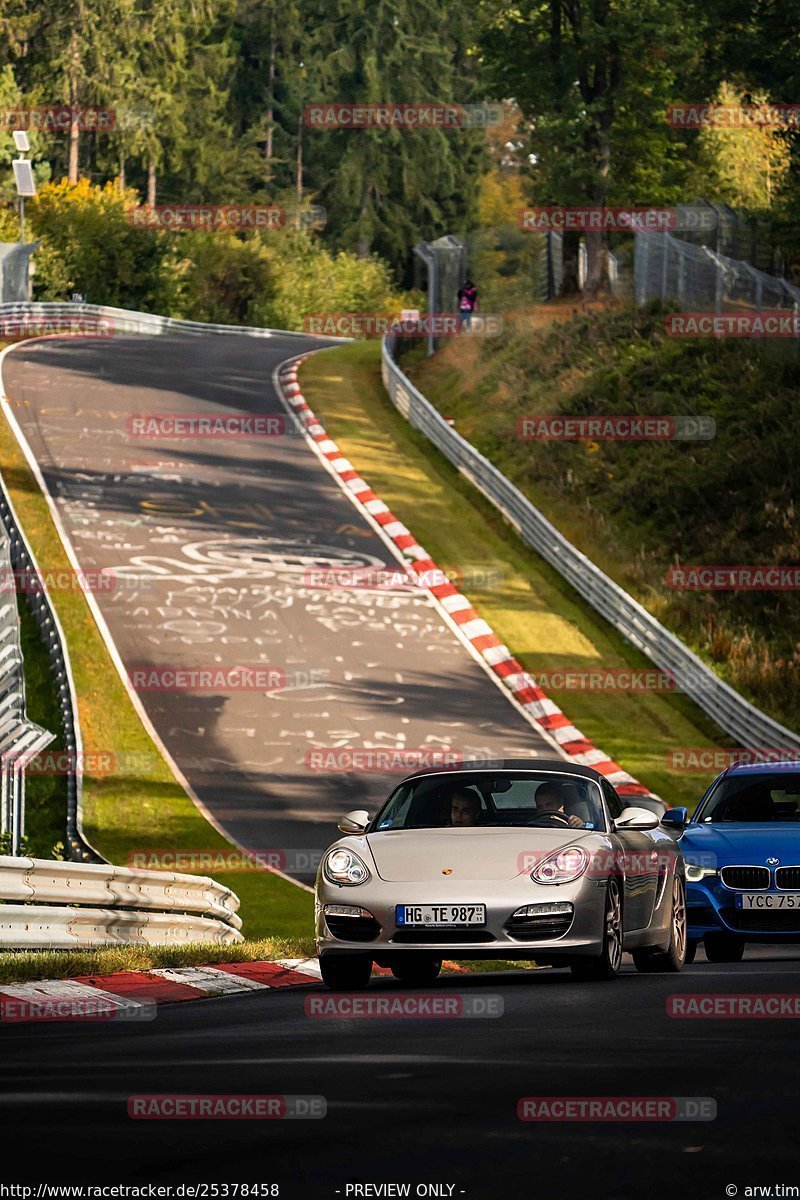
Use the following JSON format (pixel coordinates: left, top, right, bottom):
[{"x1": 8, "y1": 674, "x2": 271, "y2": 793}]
[
  {"x1": 277, "y1": 356, "x2": 650, "y2": 799},
  {"x1": 0, "y1": 958, "x2": 472, "y2": 1023},
  {"x1": 0, "y1": 959, "x2": 324, "y2": 1023}
]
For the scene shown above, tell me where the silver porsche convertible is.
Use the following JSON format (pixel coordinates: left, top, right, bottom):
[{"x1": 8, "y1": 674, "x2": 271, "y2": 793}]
[{"x1": 315, "y1": 760, "x2": 686, "y2": 989}]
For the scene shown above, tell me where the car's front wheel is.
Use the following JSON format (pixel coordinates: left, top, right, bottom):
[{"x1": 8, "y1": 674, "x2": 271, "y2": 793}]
[
  {"x1": 704, "y1": 933, "x2": 745, "y2": 963},
  {"x1": 570, "y1": 876, "x2": 623, "y2": 981},
  {"x1": 390, "y1": 956, "x2": 442, "y2": 986},
  {"x1": 319, "y1": 954, "x2": 373, "y2": 991},
  {"x1": 631, "y1": 876, "x2": 687, "y2": 973}
]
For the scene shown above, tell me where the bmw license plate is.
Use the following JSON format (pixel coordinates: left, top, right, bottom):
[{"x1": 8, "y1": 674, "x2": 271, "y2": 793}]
[
  {"x1": 396, "y1": 904, "x2": 486, "y2": 927},
  {"x1": 736, "y1": 893, "x2": 800, "y2": 910}
]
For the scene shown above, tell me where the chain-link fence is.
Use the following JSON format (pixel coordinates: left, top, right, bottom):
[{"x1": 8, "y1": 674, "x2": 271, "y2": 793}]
[
  {"x1": 413, "y1": 235, "x2": 467, "y2": 353},
  {"x1": 673, "y1": 200, "x2": 789, "y2": 277},
  {"x1": 634, "y1": 230, "x2": 800, "y2": 319}
]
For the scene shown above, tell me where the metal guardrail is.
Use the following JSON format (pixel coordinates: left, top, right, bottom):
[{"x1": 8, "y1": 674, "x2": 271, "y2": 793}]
[
  {"x1": 0, "y1": 855, "x2": 243, "y2": 947},
  {"x1": 0, "y1": 530, "x2": 55, "y2": 855},
  {"x1": 0, "y1": 300, "x2": 348, "y2": 861},
  {"x1": 0, "y1": 300, "x2": 343, "y2": 340},
  {"x1": 0, "y1": 480, "x2": 100, "y2": 862},
  {"x1": 381, "y1": 332, "x2": 800, "y2": 754}
]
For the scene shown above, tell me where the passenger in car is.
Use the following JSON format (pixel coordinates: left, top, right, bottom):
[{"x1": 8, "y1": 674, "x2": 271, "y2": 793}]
[{"x1": 450, "y1": 789, "x2": 482, "y2": 827}]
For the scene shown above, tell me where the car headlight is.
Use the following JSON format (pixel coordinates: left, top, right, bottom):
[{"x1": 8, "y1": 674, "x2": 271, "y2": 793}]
[
  {"x1": 685, "y1": 863, "x2": 718, "y2": 883},
  {"x1": 323, "y1": 848, "x2": 371, "y2": 886},
  {"x1": 531, "y1": 845, "x2": 590, "y2": 884}
]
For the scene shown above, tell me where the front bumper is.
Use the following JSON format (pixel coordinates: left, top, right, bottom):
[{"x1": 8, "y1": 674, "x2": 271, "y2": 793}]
[
  {"x1": 687, "y1": 879, "x2": 800, "y2": 941},
  {"x1": 316, "y1": 875, "x2": 608, "y2": 960}
]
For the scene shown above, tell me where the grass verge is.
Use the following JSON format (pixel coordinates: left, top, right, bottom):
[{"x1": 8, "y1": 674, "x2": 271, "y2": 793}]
[
  {"x1": 0, "y1": 352, "x2": 313, "y2": 940},
  {"x1": 299, "y1": 341, "x2": 730, "y2": 810},
  {"x1": 0, "y1": 938, "x2": 316, "y2": 985},
  {"x1": 407, "y1": 306, "x2": 799, "y2": 730},
  {"x1": 0, "y1": 944, "x2": 531, "y2": 985}
]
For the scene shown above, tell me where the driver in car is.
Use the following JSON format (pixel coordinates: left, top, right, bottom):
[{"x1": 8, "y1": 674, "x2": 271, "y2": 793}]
[
  {"x1": 450, "y1": 789, "x2": 482, "y2": 827},
  {"x1": 535, "y1": 780, "x2": 585, "y2": 828}
]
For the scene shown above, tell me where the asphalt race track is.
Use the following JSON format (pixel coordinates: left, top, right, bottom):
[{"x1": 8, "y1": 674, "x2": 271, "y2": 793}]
[
  {"x1": 2, "y1": 333, "x2": 554, "y2": 880},
  {"x1": 2, "y1": 949, "x2": 799, "y2": 1197},
  {"x1": 5, "y1": 335, "x2": 798, "y2": 1200}
]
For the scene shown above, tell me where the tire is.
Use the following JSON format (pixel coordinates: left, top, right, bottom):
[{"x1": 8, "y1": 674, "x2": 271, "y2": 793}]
[
  {"x1": 704, "y1": 933, "x2": 745, "y2": 963},
  {"x1": 632, "y1": 876, "x2": 687, "y2": 974},
  {"x1": 684, "y1": 939, "x2": 698, "y2": 965},
  {"x1": 319, "y1": 954, "x2": 373, "y2": 991},
  {"x1": 390, "y1": 956, "x2": 442, "y2": 986},
  {"x1": 571, "y1": 877, "x2": 623, "y2": 981}
]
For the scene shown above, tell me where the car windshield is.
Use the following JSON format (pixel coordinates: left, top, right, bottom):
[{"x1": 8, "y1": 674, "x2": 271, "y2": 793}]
[
  {"x1": 698, "y1": 773, "x2": 800, "y2": 822},
  {"x1": 371, "y1": 771, "x2": 606, "y2": 832}
]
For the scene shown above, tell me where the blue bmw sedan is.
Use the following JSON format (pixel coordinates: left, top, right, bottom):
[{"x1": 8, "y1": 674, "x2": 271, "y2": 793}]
[{"x1": 663, "y1": 761, "x2": 800, "y2": 962}]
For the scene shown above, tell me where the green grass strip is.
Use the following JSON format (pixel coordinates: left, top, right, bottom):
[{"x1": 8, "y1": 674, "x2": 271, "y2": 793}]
[
  {"x1": 0, "y1": 350, "x2": 312, "y2": 941},
  {"x1": 299, "y1": 341, "x2": 729, "y2": 812}
]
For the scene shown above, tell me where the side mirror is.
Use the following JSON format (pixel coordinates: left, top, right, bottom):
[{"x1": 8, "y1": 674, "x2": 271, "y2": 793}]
[
  {"x1": 614, "y1": 806, "x2": 659, "y2": 831},
  {"x1": 337, "y1": 809, "x2": 370, "y2": 835},
  {"x1": 661, "y1": 807, "x2": 689, "y2": 829}
]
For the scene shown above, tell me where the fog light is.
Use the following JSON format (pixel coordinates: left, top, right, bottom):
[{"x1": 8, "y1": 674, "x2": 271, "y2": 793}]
[
  {"x1": 324, "y1": 904, "x2": 373, "y2": 918},
  {"x1": 513, "y1": 902, "x2": 574, "y2": 918}
]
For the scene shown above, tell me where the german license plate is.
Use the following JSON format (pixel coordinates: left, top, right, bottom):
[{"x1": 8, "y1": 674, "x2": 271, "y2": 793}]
[
  {"x1": 396, "y1": 904, "x2": 486, "y2": 927},
  {"x1": 736, "y1": 893, "x2": 800, "y2": 910}
]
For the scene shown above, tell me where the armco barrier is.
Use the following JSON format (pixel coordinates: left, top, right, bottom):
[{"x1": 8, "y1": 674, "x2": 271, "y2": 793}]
[
  {"x1": 0, "y1": 905, "x2": 241, "y2": 948},
  {"x1": 381, "y1": 332, "x2": 800, "y2": 754},
  {"x1": 0, "y1": 855, "x2": 242, "y2": 947},
  {"x1": 0, "y1": 481, "x2": 96, "y2": 861},
  {"x1": 0, "y1": 302, "x2": 345, "y2": 861},
  {"x1": 0, "y1": 531, "x2": 54, "y2": 853},
  {"x1": 0, "y1": 300, "x2": 349, "y2": 341}
]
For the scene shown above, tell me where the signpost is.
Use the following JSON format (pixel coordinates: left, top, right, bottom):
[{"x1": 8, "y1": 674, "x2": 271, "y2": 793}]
[{"x1": 11, "y1": 130, "x2": 36, "y2": 244}]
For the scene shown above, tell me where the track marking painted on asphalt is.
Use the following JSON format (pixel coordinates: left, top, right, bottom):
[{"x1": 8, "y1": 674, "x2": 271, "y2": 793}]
[
  {"x1": 148, "y1": 966, "x2": 271, "y2": 994},
  {"x1": 0, "y1": 978, "x2": 144, "y2": 1011},
  {"x1": 274, "y1": 355, "x2": 652, "y2": 796},
  {"x1": 0, "y1": 339, "x2": 315, "y2": 893}
]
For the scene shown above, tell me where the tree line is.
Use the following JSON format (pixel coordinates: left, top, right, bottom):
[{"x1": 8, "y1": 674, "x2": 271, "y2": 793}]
[{"x1": 2, "y1": 0, "x2": 799, "y2": 291}]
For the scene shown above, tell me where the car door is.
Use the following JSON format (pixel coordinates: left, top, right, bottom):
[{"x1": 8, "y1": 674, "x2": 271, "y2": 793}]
[{"x1": 601, "y1": 779, "x2": 659, "y2": 931}]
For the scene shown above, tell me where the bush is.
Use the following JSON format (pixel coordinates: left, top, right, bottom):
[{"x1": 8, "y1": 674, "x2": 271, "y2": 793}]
[
  {"x1": 251, "y1": 231, "x2": 411, "y2": 331},
  {"x1": 11, "y1": 182, "x2": 413, "y2": 330},
  {"x1": 26, "y1": 179, "x2": 179, "y2": 311},
  {"x1": 169, "y1": 231, "x2": 274, "y2": 324}
]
